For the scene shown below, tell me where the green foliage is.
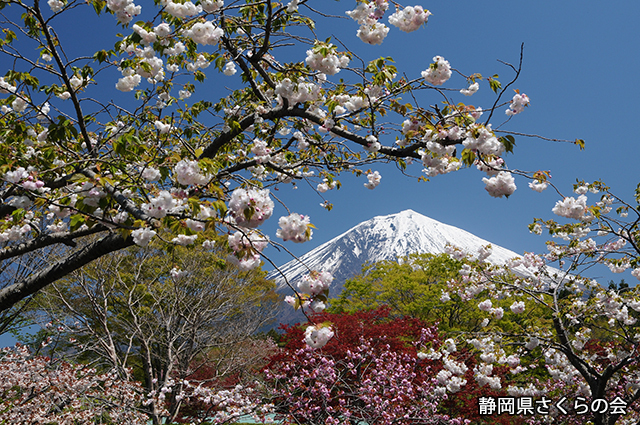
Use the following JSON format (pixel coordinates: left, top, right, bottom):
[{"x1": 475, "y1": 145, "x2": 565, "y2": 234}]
[
  {"x1": 488, "y1": 74, "x2": 501, "y2": 93},
  {"x1": 499, "y1": 135, "x2": 516, "y2": 154},
  {"x1": 329, "y1": 253, "x2": 552, "y2": 337},
  {"x1": 329, "y1": 253, "x2": 479, "y2": 333}
]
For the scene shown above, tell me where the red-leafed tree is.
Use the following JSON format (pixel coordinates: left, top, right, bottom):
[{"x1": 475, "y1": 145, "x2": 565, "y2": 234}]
[{"x1": 264, "y1": 307, "x2": 524, "y2": 425}]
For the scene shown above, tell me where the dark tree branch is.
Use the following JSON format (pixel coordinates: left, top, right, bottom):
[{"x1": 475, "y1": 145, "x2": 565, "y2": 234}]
[
  {"x1": 0, "y1": 231, "x2": 134, "y2": 312},
  {"x1": 0, "y1": 225, "x2": 107, "y2": 262}
]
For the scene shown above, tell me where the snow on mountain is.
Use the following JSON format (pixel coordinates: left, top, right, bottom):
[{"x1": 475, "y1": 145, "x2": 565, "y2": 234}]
[
  {"x1": 270, "y1": 209, "x2": 521, "y2": 289},
  {"x1": 268, "y1": 209, "x2": 524, "y2": 326}
]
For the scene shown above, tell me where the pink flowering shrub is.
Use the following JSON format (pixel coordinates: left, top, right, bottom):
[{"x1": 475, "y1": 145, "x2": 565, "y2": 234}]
[
  {"x1": 264, "y1": 307, "x2": 470, "y2": 425},
  {"x1": 0, "y1": 344, "x2": 150, "y2": 424}
]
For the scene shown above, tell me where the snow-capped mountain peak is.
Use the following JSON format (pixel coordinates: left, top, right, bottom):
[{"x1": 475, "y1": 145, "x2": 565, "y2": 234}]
[{"x1": 269, "y1": 209, "x2": 520, "y2": 295}]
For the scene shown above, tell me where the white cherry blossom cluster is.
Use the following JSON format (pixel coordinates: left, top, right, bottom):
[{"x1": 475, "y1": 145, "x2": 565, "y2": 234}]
[
  {"x1": 116, "y1": 42, "x2": 166, "y2": 89},
  {"x1": 185, "y1": 21, "x2": 223, "y2": 45},
  {"x1": 424, "y1": 138, "x2": 455, "y2": 155},
  {"x1": 364, "y1": 170, "x2": 381, "y2": 189},
  {"x1": 528, "y1": 180, "x2": 548, "y2": 192},
  {"x1": 388, "y1": 6, "x2": 431, "y2": 33},
  {"x1": 460, "y1": 82, "x2": 479, "y2": 96},
  {"x1": 132, "y1": 227, "x2": 157, "y2": 246},
  {"x1": 364, "y1": 135, "x2": 381, "y2": 153},
  {"x1": 347, "y1": 1, "x2": 390, "y2": 45},
  {"x1": 592, "y1": 291, "x2": 638, "y2": 325},
  {"x1": 171, "y1": 234, "x2": 197, "y2": 245},
  {"x1": 186, "y1": 205, "x2": 213, "y2": 232},
  {"x1": 132, "y1": 24, "x2": 157, "y2": 46},
  {"x1": 251, "y1": 138, "x2": 272, "y2": 163},
  {"x1": 510, "y1": 301, "x2": 526, "y2": 314},
  {"x1": 420, "y1": 150, "x2": 460, "y2": 177},
  {"x1": 276, "y1": 213, "x2": 313, "y2": 243},
  {"x1": 507, "y1": 383, "x2": 546, "y2": 398},
  {"x1": 106, "y1": 0, "x2": 141, "y2": 24},
  {"x1": 0, "y1": 77, "x2": 16, "y2": 93},
  {"x1": 544, "y1": 348, "x2": 581, "y2": 382},
  {"x1": 161, "y1": 0, "x2": 201, "y2": 18},
  {"x1": 476, "y1": 244, "x2": 493, "y2": 262},
  {"x1": 119, "y1": 46, "x2": 164, "y2": 84},
  {"x1": 435, "y1": 356, "x2": 468, "y2": 393},
  {"x1": 606, "y1": 259, "x2": 631, "y2": 274},
  {"x1": 0, "y1": 224, "x2": 32, "y2": 243},
  {"x1": 297, "y1": 270, "x2": 333, "y2": 296},
  {"x1": 505, "y1": 92, "x2": 530, "y2": 116},
  {"x1": 482, "y1": 171, "x2": 516, "y2": 198},
  {"x1": 274, "y1": 78, "x2": 322, "y2": 104},
  {"x1": 552, "y1": 195, "x2": 588, "y2": 219},
  {"x1": 316, "y1": 178, "x2": 337, "y2": 193},
  {"x1": 141, "y1": 190, "x2": 178, "y2": 219},
  {"x1": 48, "y1": 0, "x2": 64, "y2": 13},
  {"x1": 357, "y1": 22, "x2": 390, "y2": 45},
  {"x1": 154, "y1": 120, "x2": 173, "y2": 134},
  {"x1": 4, "y1": 167, "x2": 31, "y2": 184},
  {"x1": 463, "y1": 124, "x2": 504, "y2": 156},
  {"x1": 286, "y1": 0, "x2": 298, "y2": 12},
  {"x1": 331, "y1": 93, "x2": 369, "y2": 113},
  {"x1": 474, "y1": 363, "x2": 502, "y2": 390},
  {"x1": 227, "y1": 187, "x2": 274, "y2": 228},
  {"x1": 201, "y1": 0, "x2": 223, "y2": 12},
  {"x1": 285, "y1": 270, "x2": 333, "y2": 316},
  {"x1": 115, "y1": 68, "x2": 142, "y2": 92},
  {"x1": 227, "y1": 229, "x2": 268, "y2": 271},
  {"x1": 223, "y1": 61, "x2": 237, "y2": 76},
  {"x1": 304, "y1": 324, "x2": 335, "y2": 349},
  {"x1": 174, "y1": 159, "x2": 210, "y2": 186},
  {"x1": 421, "y1": 56, "x2": 452, "y2": 86},
  {"x1": 401, "y1": 118, "x2": 420, "y2": 135},
  {"x1": 477, "y1": 298, "x2": 503, "y2": 319},
  {"x1": 11, "y1": 96, "x2": 28, "y2": 112},
  {"x1": 305, "y1": 44, "x2": 350, "y2": 76},
  {"x1": 154, "y1": 22, "x2": 171, "y2": 38}
]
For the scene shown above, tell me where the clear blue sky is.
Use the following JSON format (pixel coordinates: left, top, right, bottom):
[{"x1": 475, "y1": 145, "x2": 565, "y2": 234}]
[
  {"x1": 259, "y1": 1, "x2": 640, "y2": 286},
  {"x1": 2, "y1": 1, "x2": 639, "y2": 346}
]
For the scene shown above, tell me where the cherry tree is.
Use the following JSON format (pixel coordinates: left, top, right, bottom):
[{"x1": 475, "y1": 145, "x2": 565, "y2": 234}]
[
  {"x1": 0, "y1": 0, "x2": 544, "y2": 322},
  {"x1": 0, "y1": 343, "x2": 152, "y2": 424},
  {"x1": 441, "y1": 181, "x2": 640, "y2": 425},
  {"x1": 0, "y1": 342, "x2": 277, "y2": 424}
]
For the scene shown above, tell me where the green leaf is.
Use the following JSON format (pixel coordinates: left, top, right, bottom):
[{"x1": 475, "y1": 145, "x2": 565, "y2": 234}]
[
  {"x1": 69, "y1": 214, "x2": 86, "y2": 232},
  {"x1": 489, "y1": 78, "x2": 501, "y2": 93},
  {"x1": 461, "y1": 149, "x2": 476, "y2": 166},
  {"x1": 499, "y1": 135, "x2": 516, "y2": 153},
  {"x1": 113, "y1": 137, "x2": 126, "y2": 155},
  {"x1": 93, "y1": 50, "x2": 109, "y2": 63}
]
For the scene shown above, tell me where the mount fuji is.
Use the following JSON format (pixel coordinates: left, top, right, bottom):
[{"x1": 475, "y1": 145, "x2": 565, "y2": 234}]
[{"x1": 269, "y1": 209, "x2": 524, "y2": 326}]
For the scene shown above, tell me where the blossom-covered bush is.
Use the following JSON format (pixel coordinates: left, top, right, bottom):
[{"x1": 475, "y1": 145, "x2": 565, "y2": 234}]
[
  {"x1": 0, "y1": 344, "x2": 150, "y2": 424},
  {"x1": 265, "y1": 307, "x2": 528, "y2": 424},
  {"x1": 265, "y1": 308, "x2": 465, "y2": 424}
]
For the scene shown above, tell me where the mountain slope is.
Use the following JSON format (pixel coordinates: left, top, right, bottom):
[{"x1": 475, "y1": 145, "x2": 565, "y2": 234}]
[{"x1": 268, "y1": 209, "x2": 523, "y2": 326}]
